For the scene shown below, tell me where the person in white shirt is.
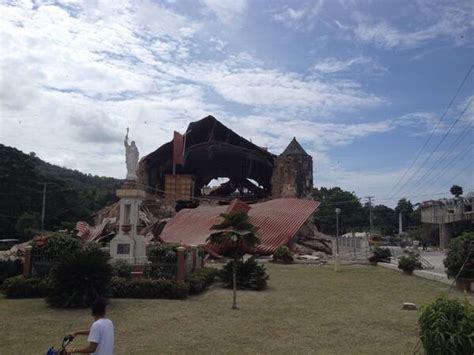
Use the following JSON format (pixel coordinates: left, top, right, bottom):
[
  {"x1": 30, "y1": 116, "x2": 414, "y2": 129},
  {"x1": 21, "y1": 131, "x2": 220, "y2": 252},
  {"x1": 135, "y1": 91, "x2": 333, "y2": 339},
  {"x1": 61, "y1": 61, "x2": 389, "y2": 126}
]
[{"x1": 66, "y1": 298, "x2": 114, "y2": 354}]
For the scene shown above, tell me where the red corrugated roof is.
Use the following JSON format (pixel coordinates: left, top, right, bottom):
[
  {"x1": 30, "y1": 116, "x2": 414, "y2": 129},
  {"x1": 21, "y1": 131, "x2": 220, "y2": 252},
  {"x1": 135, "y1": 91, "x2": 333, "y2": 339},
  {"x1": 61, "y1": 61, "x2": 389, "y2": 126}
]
[
  {"x1": 226, "y1": 198, "x2": 251, "y2": 214},
  {"x1": 160, "y1": 198, "x2": 320, "y2": 255}
]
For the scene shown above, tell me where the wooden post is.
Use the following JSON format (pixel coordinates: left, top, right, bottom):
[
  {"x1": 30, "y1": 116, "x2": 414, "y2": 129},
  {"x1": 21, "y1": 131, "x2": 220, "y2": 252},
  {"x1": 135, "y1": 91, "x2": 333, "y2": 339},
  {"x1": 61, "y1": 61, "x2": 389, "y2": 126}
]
[
  {"x1": 23, "y1": 246, "x2": 33, "y2": 278},
  {"x1": 191, "y1": 245, "x2": 197, "y2": 271},
  {"x1": 176, "y1": 246, "x2": 186, "y2": 282}
]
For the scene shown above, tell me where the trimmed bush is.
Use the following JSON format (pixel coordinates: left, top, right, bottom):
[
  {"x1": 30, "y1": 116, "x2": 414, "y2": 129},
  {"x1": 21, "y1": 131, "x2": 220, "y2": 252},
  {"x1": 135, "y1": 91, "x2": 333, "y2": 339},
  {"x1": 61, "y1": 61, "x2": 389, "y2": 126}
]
[
  {"x1": 109, "y1": 277, "x2": 189, "y2": 299},
  {"x1": 444, "y1": 232, "x2": 474, "y2": 279},
  {"x1": 2, "y1": 275, "x2": 51, "y2": 298},
  {"x1": 419, "y1": 296, "x2": 474, "y2": 354},
  {"x1": 111, "y1": 259, "x2": 132, "y2": 280},
  {"x1": 369, "y1": 247, "x2": 392, "y2": 263},
  {"x1": 218, "y1": 258, "x2": 269, "y2": 291},
  {"x1": 186, "y1": 267, "x2": 218, "y2": 295},
  {"x1": 272, "y1": 246, "x2": 294, "y2": 264},
  {"x1": 46, "y1": 245, "x2": 112, "y2": 308},
  {"x1": 0, "y1": 259, "x2": 23, "y2": 285},
  {"x1": 398, "y1": 254, "x2": 422, "y2": 273}
]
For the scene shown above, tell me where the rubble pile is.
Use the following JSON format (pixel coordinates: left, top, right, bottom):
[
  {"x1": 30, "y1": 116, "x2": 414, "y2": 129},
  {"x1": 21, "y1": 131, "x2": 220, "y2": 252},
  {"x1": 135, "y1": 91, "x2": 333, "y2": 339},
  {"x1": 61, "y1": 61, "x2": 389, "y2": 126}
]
[
  {"x1": 0, "y1": 241, "x2": 29, "y2": 262},
  {"x1": 76, "y1": 197, "x2": 174, "y2": 243}
]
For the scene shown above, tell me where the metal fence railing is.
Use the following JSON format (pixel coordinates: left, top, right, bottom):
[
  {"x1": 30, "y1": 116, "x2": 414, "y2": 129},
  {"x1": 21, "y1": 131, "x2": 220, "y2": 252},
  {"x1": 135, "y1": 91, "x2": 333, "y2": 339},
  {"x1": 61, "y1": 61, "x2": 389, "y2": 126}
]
[
  {"x1": 31, "y1": 251, "x2": 60, "y2": 277},
  {"x1": 26, "y1": 246, "x2": 204, "y2": 281}
]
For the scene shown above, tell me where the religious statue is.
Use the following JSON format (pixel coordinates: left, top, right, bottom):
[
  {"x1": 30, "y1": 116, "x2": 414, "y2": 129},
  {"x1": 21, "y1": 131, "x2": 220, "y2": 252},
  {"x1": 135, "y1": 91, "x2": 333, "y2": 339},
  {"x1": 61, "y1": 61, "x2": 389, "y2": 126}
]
[{"x1": 124, "y1": 128, "x2": 139, "y2": 180}]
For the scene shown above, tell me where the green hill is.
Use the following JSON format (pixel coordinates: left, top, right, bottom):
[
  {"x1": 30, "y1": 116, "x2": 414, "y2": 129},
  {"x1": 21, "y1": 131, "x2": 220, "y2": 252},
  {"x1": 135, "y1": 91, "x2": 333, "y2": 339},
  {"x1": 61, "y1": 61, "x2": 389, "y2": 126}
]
[{"x1": 0, "y1": 144, "x2": 121, "y2": 240}]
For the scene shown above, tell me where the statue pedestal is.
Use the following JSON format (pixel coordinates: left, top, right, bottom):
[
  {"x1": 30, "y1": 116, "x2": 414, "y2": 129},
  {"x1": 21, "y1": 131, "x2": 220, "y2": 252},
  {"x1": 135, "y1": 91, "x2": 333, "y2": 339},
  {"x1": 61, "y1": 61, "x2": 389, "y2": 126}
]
[{"x1": 110, "y1": 181, "x2": 147, "y2": 264}]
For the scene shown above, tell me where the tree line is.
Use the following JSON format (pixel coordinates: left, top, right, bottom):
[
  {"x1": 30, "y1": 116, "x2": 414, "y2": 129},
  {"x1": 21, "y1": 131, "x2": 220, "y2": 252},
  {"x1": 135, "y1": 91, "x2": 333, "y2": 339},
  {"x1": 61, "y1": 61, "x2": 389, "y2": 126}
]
[
  {"x1": 312, "y1": 187, "x2": 421, "y2": 237},
  {"x1": 0, "y1": 144, "x2": 121, "y2": 241}
]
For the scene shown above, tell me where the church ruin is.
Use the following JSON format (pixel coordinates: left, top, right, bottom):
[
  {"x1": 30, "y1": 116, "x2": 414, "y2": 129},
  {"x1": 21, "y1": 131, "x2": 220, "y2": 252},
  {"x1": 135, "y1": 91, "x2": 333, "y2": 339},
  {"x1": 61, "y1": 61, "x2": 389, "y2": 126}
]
[{"x1": 138, "y1": 115, "x2": 313, "y2": 206}]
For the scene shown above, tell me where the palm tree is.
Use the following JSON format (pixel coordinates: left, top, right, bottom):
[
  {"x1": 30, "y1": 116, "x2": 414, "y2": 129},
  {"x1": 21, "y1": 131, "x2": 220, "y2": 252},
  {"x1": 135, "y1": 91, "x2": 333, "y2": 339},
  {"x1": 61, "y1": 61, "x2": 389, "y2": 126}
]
[{"x1": 207, "y1": 212, "x2": 259, "y2": 309}]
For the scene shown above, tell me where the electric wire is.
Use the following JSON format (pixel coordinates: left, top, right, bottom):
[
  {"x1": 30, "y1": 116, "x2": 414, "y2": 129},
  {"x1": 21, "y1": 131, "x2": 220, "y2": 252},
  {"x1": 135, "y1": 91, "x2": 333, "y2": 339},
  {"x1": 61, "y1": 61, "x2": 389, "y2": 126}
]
[
  {"x1": 392, "y1": 97, "x2": 472, "y2": 199},
  {"x1": 402, "y1": 119, "x2": 473, "y2": 196},
  {"x1": 385, "y1": 65, "x2": 473, "y2": 199}
]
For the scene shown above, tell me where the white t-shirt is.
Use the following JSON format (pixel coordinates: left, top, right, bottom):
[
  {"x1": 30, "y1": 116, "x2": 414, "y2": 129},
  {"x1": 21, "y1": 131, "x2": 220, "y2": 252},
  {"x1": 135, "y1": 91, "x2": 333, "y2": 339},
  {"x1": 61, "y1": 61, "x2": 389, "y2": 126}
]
[{"x1": 87, "y1": 318, "x2": 114, "y2": 355}]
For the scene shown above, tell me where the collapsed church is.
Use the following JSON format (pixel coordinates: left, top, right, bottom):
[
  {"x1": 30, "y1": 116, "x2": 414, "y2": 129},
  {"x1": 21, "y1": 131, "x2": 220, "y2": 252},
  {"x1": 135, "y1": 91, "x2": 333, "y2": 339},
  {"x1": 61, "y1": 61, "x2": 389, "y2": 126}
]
[
  {"x1": 137, "y1": 115, "x2": 313, "y2": 205},
  {"x1": 77, "y1": 115, "x2": 329, "y2": 256}
]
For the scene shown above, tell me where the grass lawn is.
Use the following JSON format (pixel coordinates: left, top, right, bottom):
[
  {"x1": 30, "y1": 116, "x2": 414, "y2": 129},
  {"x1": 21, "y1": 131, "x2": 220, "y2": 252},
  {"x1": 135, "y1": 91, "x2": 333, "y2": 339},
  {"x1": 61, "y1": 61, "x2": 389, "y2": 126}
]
[{"x1": 0, "y1": 264, "x2": 471, "y2": 354}]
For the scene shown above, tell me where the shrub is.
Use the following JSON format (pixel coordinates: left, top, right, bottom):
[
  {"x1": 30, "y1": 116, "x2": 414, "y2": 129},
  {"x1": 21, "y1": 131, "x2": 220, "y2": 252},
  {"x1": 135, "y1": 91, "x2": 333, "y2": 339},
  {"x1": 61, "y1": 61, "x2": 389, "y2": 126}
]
[
  {"x1": 109, "y1": 277, "x2": 189, "y2": 299},
  {"x1": 444, "y1": 232, "x2": 474, "y2": 279},
  {"x1": 111, "y1": 259, "x2": 132, "y2": 280},
  {"x1": 419, "y1": 296, "x2": 474, "y2": 354},
  {"x1": 31, "y1": 233, "x2": 84, "y2": 278},
  {"x1": 186, "y1": 267, "x2": 218, "y2": 295},
  {"x1": 272, "y1": 246, "x2": 294, "y2": 264},
  {"x1": 218, "y1": 258, "x2": 269, "y2": 291},
  {"x1": 147, "y1": 244, "x2": 177, "y2": 263},
  {"x1": 2, "y1": 275, "x2": 51, "y2": 298},
  {"x1": 41, "y1": 232, "x2": 83, "y2": 255},
  {"x1": 369, "y1": 247, "x2": 392, "y2": 263},
  {"x1": 46, "y1": 245, "x2": 112, "y2": 308},
  {"x1": 398, "y1": 254, "x2": 422, "y2": 273},
  {"x1": 0, "y1": 259, "x2": 23, "y2": 285}
]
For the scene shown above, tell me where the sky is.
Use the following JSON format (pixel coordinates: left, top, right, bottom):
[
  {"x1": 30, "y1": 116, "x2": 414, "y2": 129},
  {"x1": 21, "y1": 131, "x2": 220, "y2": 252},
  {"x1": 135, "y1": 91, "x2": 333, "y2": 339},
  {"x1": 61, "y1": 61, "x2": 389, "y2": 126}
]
[{"x1": 0, "y1": 0, "x2": 473, "y2": 207}]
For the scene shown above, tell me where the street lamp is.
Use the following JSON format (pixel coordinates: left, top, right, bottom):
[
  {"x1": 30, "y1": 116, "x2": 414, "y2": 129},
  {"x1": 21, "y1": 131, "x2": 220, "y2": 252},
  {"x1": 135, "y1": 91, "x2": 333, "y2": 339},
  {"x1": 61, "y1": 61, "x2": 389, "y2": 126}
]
[
  {"x1": 335, "y1": 208, "x2": 341, "y2": 272},
  {"x1": 335, "y1": 208, "x2": 341, "y2": 254}
]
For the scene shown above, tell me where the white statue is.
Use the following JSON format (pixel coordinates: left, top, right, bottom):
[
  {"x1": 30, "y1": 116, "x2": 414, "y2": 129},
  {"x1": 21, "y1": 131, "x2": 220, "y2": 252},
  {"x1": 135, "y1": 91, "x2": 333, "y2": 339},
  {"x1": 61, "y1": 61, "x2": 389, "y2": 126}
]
[{"x1": 124, "y1": 127, "x2": 139, "y2": 180}]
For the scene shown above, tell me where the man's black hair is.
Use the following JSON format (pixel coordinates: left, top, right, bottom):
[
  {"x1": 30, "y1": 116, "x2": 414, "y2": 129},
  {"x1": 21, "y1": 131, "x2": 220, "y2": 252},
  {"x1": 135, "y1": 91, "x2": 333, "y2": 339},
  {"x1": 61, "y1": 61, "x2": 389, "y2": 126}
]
[{"x1": 91, "y1": 298, "x2": 106, "y2": 316}]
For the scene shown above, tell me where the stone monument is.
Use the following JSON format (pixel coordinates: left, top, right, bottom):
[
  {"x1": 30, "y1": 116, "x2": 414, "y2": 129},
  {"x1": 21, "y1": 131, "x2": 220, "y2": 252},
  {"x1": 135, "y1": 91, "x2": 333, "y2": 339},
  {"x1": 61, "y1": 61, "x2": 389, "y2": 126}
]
[{"x1": 110, "y1": 129, "x2": 147, "y2": 264}]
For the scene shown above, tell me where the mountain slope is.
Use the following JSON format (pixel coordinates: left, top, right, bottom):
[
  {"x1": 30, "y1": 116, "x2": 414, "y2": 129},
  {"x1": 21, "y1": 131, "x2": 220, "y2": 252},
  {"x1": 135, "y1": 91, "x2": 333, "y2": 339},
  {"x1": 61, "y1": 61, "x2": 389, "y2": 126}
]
[{"x1": 0, "y1": 144, "x2": 121, "y2": 239}]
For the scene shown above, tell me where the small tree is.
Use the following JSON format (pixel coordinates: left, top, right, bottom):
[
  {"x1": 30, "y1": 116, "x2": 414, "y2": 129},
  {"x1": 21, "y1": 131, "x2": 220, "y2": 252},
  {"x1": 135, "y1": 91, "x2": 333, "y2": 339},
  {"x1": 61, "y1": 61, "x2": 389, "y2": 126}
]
[
  {"x1": 207, "y1": 212, "x2": 259, "y2": 309},
  {"x1": 450, "y1": 185, "x2": 463, "y2": 198},
  {"x1": 444, "y1": 232, "x2": 474, "y2": 279},
  {"x1": 47, "y1": 244, "x2": 112, "y2": 308}
]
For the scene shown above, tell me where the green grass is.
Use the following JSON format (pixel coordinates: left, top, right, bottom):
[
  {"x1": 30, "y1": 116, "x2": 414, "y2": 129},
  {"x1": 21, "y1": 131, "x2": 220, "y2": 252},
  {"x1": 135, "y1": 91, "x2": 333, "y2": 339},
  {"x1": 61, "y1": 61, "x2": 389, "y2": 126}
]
[{"x1": 0, "y1": 264, "x2": 471, "y2": 354}]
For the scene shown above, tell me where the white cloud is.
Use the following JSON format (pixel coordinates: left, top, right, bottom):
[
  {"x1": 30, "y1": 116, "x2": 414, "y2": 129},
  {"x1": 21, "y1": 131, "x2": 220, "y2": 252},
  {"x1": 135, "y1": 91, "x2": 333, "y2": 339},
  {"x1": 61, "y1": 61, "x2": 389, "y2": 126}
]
[
  {"x1": 0, "y1": 0, "x2": 393, "y2": 199},
  {"x1": 313, "y1": 56, "x2": 371, "y2": 73},
  {"x1": 200, "y1": 0, "x2": 247, "y2": 24},
  {"x1": 176, "y1": 57, "x2": 384, "y2": 116},
  {"x1": 222, "y1": 114, "x2": 394, "y2": 155},
  {"x1": 273, "y1": 0, "x2": 325, "y2": 31},
  {"x1": 352, "y1": 1, "x2": 473, "y2": 49},
  {"x1": 353, "y1": 21, "x2": 435, "y2": 49},
  {"x1": 135, "y1": 0, "x2": 201, "y2": 39}
]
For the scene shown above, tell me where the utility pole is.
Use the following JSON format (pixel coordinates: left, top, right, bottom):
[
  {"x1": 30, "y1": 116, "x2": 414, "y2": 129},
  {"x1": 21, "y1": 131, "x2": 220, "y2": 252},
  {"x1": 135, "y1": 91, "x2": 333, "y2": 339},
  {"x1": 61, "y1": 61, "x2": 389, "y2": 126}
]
[
  {"x1": 334, "y1": 208, "x2": 341, "y2": 272},
  {"x1": 41, "y1": 183, "x2": 46, "y2": 230},
  {"x1": 366, "y1": 196, "x2": 374, "y2": 236}
]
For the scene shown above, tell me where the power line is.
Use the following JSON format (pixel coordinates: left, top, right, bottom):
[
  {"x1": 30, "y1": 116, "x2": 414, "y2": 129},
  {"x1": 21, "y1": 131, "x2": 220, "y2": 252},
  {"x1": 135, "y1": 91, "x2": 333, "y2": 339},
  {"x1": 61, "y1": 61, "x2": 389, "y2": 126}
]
[
  {"x1": 385, "y1": 65, "x2": 473, "y2": 199},
  {"x1": 422, "y1": 159, "x2": 474, "y2": 197},
  {"x1": 392, "y1": 97, "x2": 472, "y2": 199},
  {"x1": 413, "y1": 143, "x2": 473, "y2": 196},
  {"x1": 401, "y1": 106, "x2": 473, "y2": 196},
  {"x1": 0, "y1": 184, "x2": 119, "y2": 196}
]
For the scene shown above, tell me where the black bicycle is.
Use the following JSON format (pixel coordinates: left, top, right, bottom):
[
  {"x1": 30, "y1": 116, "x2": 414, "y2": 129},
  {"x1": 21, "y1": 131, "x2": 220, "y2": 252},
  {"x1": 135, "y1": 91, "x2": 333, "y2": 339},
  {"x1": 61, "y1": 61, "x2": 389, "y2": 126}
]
[{"x1": 46, "y1": 335, "x2": 74, "y2": 355}]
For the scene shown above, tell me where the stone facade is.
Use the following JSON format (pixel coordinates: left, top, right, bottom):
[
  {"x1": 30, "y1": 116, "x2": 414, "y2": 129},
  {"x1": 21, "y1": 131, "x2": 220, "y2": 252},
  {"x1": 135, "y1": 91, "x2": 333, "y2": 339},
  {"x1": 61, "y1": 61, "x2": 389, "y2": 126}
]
[{"x1": 271, "y1": 138, "x2": 313, "y2": 199}]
